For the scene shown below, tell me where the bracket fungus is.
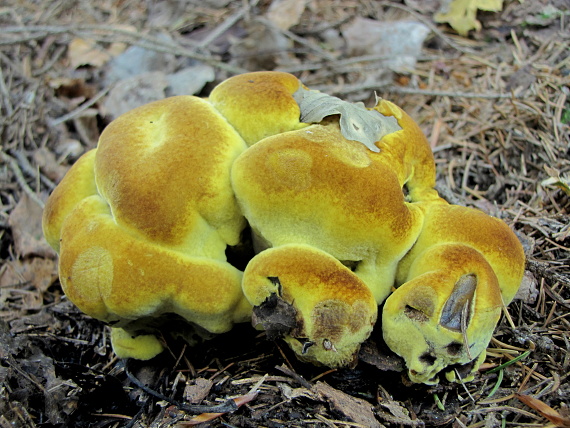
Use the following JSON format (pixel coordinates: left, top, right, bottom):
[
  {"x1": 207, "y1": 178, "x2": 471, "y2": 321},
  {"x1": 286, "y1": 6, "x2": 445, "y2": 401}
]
[{"x1": 43, "y1": 71, "x2": 525, "y2": 383}]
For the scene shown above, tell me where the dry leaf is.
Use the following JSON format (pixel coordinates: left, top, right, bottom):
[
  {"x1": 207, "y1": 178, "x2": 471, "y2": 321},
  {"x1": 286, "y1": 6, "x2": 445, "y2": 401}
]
[
  {"x1": 434, "y1": 0, "x2": 503, "y2": 36},
  {"x1": 102, "y1": 71, "x2": 168, "y2": 119},
  {"x1": 0, "y1": 258, "x2": 58, "y2": 310},
  {"x1": 55, "y1": 139, "x2": 85, "y2": 160},
  {"x1": 48, "y1": 77, "x2": 96, "y2": 100},
  {"x1": 33, "y1": 147, "x2": 69, "y2": 182},
  {"x1": 378, "y1": 399, "x2": 417, "y2": 425},
  {"x1": 106, "y1": 37, "x2": 176, "y2": 83},
  {"x1": 279, "y1": 382, "x2": 317, "y2": 401},
  {"x1": 166, "y1": 64, "x2": 215, "y2": 96},
  {"x1": 542, "y1": 166, "x2": 570, "y2": 196},
  {"x1": 293, "y1": 86, "x2": 401, "y2": 152},
  {"x1": 0, "y1": 258, "x2": 58, "y2": 293},
  {"x1": 342, "y1": 18, "x2": 430, "y2": 71},
  {"x1": 68, "y1": 38, "x2": 124, "y2": 69},
  {"x1": 381, "y1": 400, "x2": 410, "y2": 420},
  {"x1": 313, "y1": 382, "x2": 385, "y2": 428},
  {"x1": 184, "y1": 378, "x2": 214, "y2": 404},
  {"x1": 266, "y1": 0, "x2": 308, "y2": 31},
  {"x1": 513, "y1": 271, "x2": 538, "y2": 304},
  {"x1": 8, "y1": 194, "x2": 56, "y2": 259},
  {"x1": 516, "y1": 393, "x2": 570, "y2": 427}
]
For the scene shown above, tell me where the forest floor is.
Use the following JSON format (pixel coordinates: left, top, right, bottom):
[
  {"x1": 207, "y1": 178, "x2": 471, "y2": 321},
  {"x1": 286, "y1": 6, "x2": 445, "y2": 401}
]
[{"x1": 1, "y1": 0, "x2": 569, "y2": 427}]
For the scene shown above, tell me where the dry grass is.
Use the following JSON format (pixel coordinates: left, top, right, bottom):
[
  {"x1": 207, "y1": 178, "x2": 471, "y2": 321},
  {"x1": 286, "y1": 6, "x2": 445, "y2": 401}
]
[{"x1": 1, "y1": 0, "x2": 569, "y2": 427}]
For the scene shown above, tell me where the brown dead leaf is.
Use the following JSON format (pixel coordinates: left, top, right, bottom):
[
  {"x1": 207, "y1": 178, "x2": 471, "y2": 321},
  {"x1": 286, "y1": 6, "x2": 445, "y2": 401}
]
[
  {"x1": 278, "y1": 382, "x2": 316, "y2": 401},
  {"x1": 513, "y1": 271, "x2": 538, "y2": 304},
  {"x1": 0, "y1": 258, "x2": 58, "y2": 310},
  {"x1": 314, "y1": 381, "x2": 385, "y2": 428},
  {"x1": 29, "y1": 258, "x2": 58, "y2": 294},
  {"x1": 8, "y1": 308, "x2": 61, "y2": 335},
  {"x1": 378, "y1": 399, "x2": 421, "y2": 426},
  {"x1": 184, "y1": 378, "x2": 213, "y2": 405},
  {"x1": 542, "y1": 166, "x2": 570, "y2": 197},
  {"x1": 516, "y1": 393, "x2": 570, "y2": 427},
  {"x1": 48, "y1": 77, "x2": 96, "y2": 100},
  {"x1": 266, "y1": 0, "x2": 308, "y2": 31},
  {"x1": 8, "y1": 194, "x2": 56, "y2": 259},
  {"x1": 0, "y1": 258, "x2": 58, "y2": 294},
  {"x1": 68, "y1": 38, "x2": 117, "y2": 69},
  {"x1": 33, "y1": 147, "x2": 69, "y2": 182}
]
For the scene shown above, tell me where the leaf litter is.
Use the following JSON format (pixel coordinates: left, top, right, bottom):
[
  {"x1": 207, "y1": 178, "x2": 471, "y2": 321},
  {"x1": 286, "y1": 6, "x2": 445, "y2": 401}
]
[
  {"x1": 0, "y1": 0, "x2": 569, "y2": 427},
  {"x1": 293, "y1": 86, "x2": 402, "y2": 152}
]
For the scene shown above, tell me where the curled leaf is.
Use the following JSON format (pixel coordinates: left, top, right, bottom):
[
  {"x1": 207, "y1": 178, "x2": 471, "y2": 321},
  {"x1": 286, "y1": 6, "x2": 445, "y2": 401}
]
[
  {"x1": 542, "y1": 166, "x2": 570, "y2": 196},
  {"x1": 440, "y1": 274, "x2": 476, "y2": 332},
  {"x1": 293, "y1": 85, "x2": 401, "y2": 152},
  {"x1": 516, "y1": 393, "x2": 570, "y2": 427}
]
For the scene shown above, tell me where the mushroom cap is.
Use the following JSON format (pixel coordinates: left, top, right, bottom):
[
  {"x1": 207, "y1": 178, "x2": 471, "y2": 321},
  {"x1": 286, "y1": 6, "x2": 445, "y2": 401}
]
[
  {"x1": 111, "y1": 328, "x2": 165, "y2": 360},
  {"x1": 58, "y1": 195, "x2": 251, "y2": 330},
  {"x1": 231, "y1": 122, "x2": 426, "y2": 302},
  {"x1": 42, "y1": 149, "x2": 98, "y2": 253},
  {"x1": 95, "y1": 95, "x2": 248, "y2": 255},
  {"x1": 396, "y1": 202, "x2": 525, "y2": 304},
  {"x1": 242, "y1": 243, "x2": 377, "y2": 367},
  {"x1": 383, "y1": 243, "x2": 503, "y2": 384},
  {"x1": 209, "y1": 71, "x2": 308, "y2": 146},
  {"x1": 42, "y1": 96, "x2": 253, "y2": 359}
]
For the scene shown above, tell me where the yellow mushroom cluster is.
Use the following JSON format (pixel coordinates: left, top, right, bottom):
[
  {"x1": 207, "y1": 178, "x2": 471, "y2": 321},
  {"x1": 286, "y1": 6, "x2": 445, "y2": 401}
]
[{"x1": 43, "y1": 71, "x2": 525, "y2": 384}]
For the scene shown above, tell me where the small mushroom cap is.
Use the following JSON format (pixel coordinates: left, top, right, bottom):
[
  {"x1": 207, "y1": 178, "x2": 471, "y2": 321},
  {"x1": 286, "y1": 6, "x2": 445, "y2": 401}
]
[
  {"x1": 242, "y1": 244, "x2": 377, "y2": 368},
  {"x1": 232, "y1": 122, "x2": 425, "y2": 302},
  {"x1": 383, "y1": 243, "x2": 503, "y2": 384},
  {"x1": 95, "y1": 95, "x2": 248, "y2": 255},
  {"x1": 396, "y1": 202, "x2": 525, "y2": 304},
  {"x1": 209, "y1": 71, "x2": 308, "y2": 146},
  {"x1": 111, "y1": 328, "x2": 164, "y2": 361}
]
